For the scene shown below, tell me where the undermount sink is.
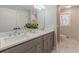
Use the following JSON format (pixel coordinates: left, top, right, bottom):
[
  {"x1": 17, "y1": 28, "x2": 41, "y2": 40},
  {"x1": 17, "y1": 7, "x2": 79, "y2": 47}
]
[{"x1": 0, "y1": 32, "x2": 26, "y2": 48}]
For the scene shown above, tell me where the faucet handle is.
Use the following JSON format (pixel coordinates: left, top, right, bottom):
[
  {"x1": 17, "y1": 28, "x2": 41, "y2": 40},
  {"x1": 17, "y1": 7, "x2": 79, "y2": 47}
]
[
  {"x1": 17, "y1": 27, "x2": 21, "y2": 30},
  {"x1": 13, "y1": 27, "x2": 17, "y2": 30},
  {"x1": 13, "y1": 27, "x2": 20, "y2": 30}
]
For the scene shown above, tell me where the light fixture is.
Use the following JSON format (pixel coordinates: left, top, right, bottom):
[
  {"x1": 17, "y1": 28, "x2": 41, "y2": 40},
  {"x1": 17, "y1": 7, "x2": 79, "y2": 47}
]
[
  {"x1": 34, "y1": 5, "x2": 45, "y2": 10},
  {"x1": 34, "y1": 5, "x2": 42, "y2": 10},
  {"x1": 39, "y1": 5, "x2": 45, "y2": 9},
  {"x1": 65, "y1": 6, "x2": 72, "y2": 8}
]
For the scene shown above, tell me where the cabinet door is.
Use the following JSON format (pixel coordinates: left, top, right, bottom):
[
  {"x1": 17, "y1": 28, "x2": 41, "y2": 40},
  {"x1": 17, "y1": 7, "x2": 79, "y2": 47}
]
[
  {"x1": 35, "y1": 44, "x2": 43, "y2": 53},
  {"x1": 23, "y1": 47, "x2": 35, "y2": 53},
  {"x1": 43, "y1": 35, "x2": 50, "y2": 53},
  {"x1": 43, "y1": 32, "x2": 54, "y2": 53},
  {"x1": 34, "y1": 37, "x2": 43, "y2": 53}
]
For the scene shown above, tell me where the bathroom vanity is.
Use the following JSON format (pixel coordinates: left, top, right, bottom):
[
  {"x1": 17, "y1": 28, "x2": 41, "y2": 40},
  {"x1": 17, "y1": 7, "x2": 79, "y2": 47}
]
[{"x1": 0, "y1": 29, "x2": 54, "y2": 53}]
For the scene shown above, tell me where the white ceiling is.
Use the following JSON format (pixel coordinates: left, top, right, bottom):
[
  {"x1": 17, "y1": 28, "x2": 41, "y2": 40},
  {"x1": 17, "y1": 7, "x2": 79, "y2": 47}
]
[{"x1": 0, "y1": 5, "x2": 33, "y2": 10}]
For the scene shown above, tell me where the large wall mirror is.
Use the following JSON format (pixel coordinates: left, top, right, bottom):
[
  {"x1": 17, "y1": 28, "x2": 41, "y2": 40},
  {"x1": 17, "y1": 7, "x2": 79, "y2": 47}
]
[
  {"x1": 0, "y1": 5, "x2": 46, "y2": 33},
  {"x1": 35, "y1": 5, "x2": 46, "y2": 30},
  {"x1": 0, "y1": 5, "x2": 34, "y2": 33}
]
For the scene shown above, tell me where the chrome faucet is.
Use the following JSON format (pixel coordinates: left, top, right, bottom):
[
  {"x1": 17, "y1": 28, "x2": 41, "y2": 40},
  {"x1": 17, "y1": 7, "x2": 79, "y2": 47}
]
[{"x1": 13, "y1": 27, "x2": 21, "y2": 36}]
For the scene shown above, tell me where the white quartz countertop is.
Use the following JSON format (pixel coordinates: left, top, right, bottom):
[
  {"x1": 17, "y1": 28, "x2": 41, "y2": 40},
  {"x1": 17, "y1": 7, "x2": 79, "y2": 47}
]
[{"x1": 0, "y1": 28, "x2": 54, "y2": 51}]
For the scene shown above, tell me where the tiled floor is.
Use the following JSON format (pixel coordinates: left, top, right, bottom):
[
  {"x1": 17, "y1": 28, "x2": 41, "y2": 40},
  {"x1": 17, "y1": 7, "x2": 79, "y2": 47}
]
[{"x1": 56, "y1": 35, "x2": 79, "y2": 53}]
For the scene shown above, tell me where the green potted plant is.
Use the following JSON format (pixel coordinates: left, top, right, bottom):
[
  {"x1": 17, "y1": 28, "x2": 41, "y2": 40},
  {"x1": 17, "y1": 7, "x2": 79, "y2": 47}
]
[{"x1": 24, "y1": 22, "x2": 38, "y2": 32}]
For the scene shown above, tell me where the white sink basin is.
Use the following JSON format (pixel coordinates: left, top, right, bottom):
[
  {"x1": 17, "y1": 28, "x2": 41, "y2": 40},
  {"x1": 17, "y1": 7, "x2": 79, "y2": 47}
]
[{"x1": 0, "y1": 32, "x2": 27, "y2": 47}]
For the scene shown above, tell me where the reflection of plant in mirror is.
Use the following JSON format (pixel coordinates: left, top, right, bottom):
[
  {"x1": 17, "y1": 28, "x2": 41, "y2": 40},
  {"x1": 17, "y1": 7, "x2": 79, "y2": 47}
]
[{"x1": 24, "y1": 23, "x2": 38, "y2": 29}]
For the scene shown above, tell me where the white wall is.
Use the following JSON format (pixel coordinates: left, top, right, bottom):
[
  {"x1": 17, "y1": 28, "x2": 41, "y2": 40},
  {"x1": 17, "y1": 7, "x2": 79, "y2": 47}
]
[
  {"x1": 45, "y1": 5, "x2": 57, "y2": 30},
  {"x1": 0, "y1": 8, "x2": 16, "y2": 33},
  {"x1": 0, "y1": 7, "x2": 29, "y2": 33}
]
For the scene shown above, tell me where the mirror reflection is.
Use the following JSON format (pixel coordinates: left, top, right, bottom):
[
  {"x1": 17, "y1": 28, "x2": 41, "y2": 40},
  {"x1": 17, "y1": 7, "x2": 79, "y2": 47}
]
[{"x1": 0, "y1": 5, "x2": 45, "y2": 34}]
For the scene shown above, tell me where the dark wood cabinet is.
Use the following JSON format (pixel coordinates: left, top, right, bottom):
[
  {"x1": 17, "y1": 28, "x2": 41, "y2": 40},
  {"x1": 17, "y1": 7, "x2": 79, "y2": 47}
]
[
  {"x1": 35, "y1": 37, "x2": 43, "y2": 53},
  {"x1": 43, "y1": 32, "x2": 54, "y2": 53},
  {"x1": 0, "y1": 32, "x2": 54, "y2": 53},
  {"x1": 43, "y1": 35, "x2": 49, "y2": 52}
]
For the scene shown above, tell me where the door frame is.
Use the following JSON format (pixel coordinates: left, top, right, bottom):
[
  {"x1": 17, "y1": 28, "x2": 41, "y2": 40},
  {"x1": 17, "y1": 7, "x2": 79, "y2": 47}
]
[
  {"x1": 54, "y1": 5, "x2": 61, "y2": 51},
  {"x1": 57, "y1": 5, "x2": 61, "y2": 42}
]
